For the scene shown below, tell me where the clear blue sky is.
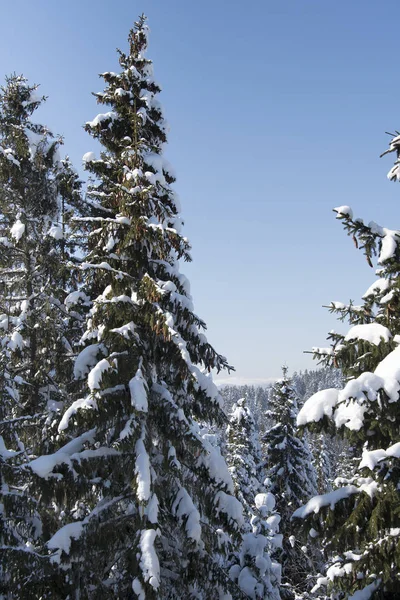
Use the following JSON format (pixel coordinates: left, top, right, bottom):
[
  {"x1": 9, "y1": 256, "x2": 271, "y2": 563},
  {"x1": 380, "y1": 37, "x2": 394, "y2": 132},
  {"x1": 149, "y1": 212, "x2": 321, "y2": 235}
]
[{"x1": 1, "y1": 0, "x2": 399, "y2": 382}]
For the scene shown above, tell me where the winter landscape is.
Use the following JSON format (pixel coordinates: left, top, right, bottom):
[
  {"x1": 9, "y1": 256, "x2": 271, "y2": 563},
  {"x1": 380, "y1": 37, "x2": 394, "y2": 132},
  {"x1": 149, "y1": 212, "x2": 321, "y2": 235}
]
[{"x1": 1, "y1": 2, "x2": 400, "y2": 599}]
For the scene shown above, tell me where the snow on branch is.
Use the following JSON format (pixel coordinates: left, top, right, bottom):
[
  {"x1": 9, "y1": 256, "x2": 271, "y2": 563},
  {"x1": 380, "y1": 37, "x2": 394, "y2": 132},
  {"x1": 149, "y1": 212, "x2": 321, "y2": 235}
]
[
  {"x1": 135, "y1": 437, "x2": 151, "y2": 502},
  {"x1": 344, "y1": 323, "x2": 392, "y2": 346},
  {"x1": 139, "y1": 529, "x2": 160, "y2": 591},
  {"x1": 86, "y1": 111, "x2": 118, "y2": 129},
  {"x1": 360, "y1": 441, "x2": 400, "y2": 471},
  {"x1": 297, "y1": 388, "x2": 339, "y2": 426},
  {"x1": 171, "y1": 487, "x2": 201, "y2": 542},
  {"x1": 0, "y1": 435, "x2": 19, "y2": 459},
  {"x1": 129, "y1": 366, "x2": 148, "y2": 412},
  {"x1": 0, "y1": 145, "x2": 20, "y2": 167},
  {"x1": 292, "y1": 486, "x2": 359, "y2": 518},
  {"x1": 292, "y1": 477, "x2": 380, "y2": 520},
  {"x1": 28, "y1": 429, "x2": 97, "y2": 479},
  {"x1": 47, "y1": 495, "x2": 124, "y2": 564},
  {"x1": 334, "y1": 205, "x2": 400, "y2": 264},
  {"x1": 298, "y1": 345, "x2": 400, "y2": 431},
  {"x1": 58, "y1": 396, "x2": 98, "y2": 432}
]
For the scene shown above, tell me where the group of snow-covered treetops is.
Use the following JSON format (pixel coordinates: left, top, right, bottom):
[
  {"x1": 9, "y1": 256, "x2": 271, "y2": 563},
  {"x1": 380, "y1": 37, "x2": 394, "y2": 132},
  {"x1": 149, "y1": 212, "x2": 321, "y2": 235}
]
[{"x1": 1, "y1": 14, "x2": 400, "y2": 600}]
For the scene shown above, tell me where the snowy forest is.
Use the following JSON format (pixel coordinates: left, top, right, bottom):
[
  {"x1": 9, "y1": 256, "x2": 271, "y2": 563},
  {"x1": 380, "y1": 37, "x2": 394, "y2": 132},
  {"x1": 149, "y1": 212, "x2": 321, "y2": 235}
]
[{"x1": 1, "y1": 14, "x2": 400, "y2": 600}]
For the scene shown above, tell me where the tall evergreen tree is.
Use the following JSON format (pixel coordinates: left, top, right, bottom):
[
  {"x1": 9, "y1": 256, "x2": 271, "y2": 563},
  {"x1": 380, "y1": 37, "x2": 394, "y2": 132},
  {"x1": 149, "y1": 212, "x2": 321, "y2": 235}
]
[
  {"x1": 293, "y1": 136, "x2": 400, "y2": 599},
  {"x1": 263, "y1": 368, "x2": 318, "y2": 598},
  {"x1": 226, "y1": 398, "x2": 281, "y2": 600},
  {"x1": 39, "y1": 17, "x2": 243, "y2": 599},
  {"x1": 0, "y1": 75, "x2": 83, "y2": 597}
]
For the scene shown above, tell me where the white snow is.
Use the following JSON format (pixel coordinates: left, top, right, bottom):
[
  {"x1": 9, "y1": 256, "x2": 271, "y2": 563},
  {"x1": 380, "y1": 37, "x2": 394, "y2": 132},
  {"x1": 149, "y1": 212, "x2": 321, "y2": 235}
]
[
  {"x1": 359, "y1": 448, "x2": 387, "y2": 470},
  {"x1": 29, "y1": 429, "x2": 96, "y2": 479},
  {"x1": 0, "y1": 436, "x2": 17, "y2": 459},
  {"x1": 348, "y1": 580, "x2": 381, "y2": 600},
  {"x1": 135, "y1": 438, "x2": 151, "y2": 502},
  {"x1": 172, "y1": 487, "x2": 201, "y2": 542},
  {"x1": 368, "y1": 221, "x2": 399, "y2": 263},
  {"x1": 47, "y1": 521, "x2": 84, "y2": 560},
  {"x1": 344, "y1": 323, "x2": 392, "y2": 345},
  {"x1": 82, "y1": 151, "x2": 96, "y2": 163},
  {"x1": 0, "y1": 146, "x2": 20, "y2": 167},
  {"x1": 129, "y1": 367, "x2": 148, "y2": 412},
  {"x1": 292, "y1": 486, "x2": 359, "y2": 518},
  {"x1": 380, "y1": 290, "x2": 395, "y2": 304},
  {"x1": 8, "y1": 331, "x2": 24, "y2": 352},
  {"x1": 295, "y1": 478, "x2": 378, "y2": 521},
  {"x1": 238, "y1": 567, "x2": 259, "y2": 599},
  {"x1": 374, "y1": 344, "x2": 400, "y2": 389},
  {"x1": 74, "y1": 344, "x2": 104, "y2": 379},
  {"x1": 298, "y1": 344, "x2": 400, "y2": 431},
  {"x1": 215, "y1": 491, "x2": 244, "y2": 527},
  {"x1": 380, "y1": 230, "x2": 398, "y2": 263},
  {"x1": 139, "y1": 529, "x2": 160, "y2": 590},
  {"x1": 297, "y1": 388, "x2": 339, "y2": 426},
  {"x1": 114, "y1": 87, "x2": 133, "y2": 98},
  {"x1": 0, "y1": 315, "x2": 9, "y2": 330},
  {"x1": 387, "y1": 441, "x2": 400, "y2": 458},
  {"x1": 360, "y1": 441, "x2": 400, "y2": 470},
  {"x1": 58, "y1": 396, "x2": 98, "y2": 432},
  {"x1": 334, "y1": 205, "x2": 353, "y2": 219},
  {"x1": 10, "y1": 219, "x2": 25, "y2": 242},
  {"x1": 200, "y1": 444, "x2": 234, "y2": 493},
  {"x1": 87, "y1": 358, "x2": 112, "y2": 391},
  {"x1": 132, "y1": 578, "x2": 145, "y2": 600},
  {"x1": 311, "y1": 346, "x2": 334, "y2": 356},
  {"x1": 110, "y1": 321, "x2": 136, "y2": 339},
  {"x1": 86, "y1": 111, "x2": 118, "y2": 128},
  {"x1": 333, "y1": 379, "x2": 371, "y2": 430},
  {"x1": 266, "y1": 514, "x2": 281, "y2": 534},
  {"x1": 326, "y1": 561, "x2": 353, "y2": 580},
  {"x1": 362, "y1": 278, "x2": 390, "y2": 299},
  {"x1": 331, "y1": 301, "x2": 346, "y2": 310},
  {"x1": 48, "y1": 495, "x2": 124, "y2": 564},
  {"x1": 254, "y1": 492, "x2": 275, "y2": 514},
  {"x1": 48, "y1": 224, "x2": 63, "y2": 240},
  {"x1": 146, "y1": 494, "x2": 159, "y2": 524},
  {"x1": 105, "y1": 235, "x2": 116, "y2": 251},
  {"x1": 65, "y1": 290, "x2": 91, "y2": 308}
]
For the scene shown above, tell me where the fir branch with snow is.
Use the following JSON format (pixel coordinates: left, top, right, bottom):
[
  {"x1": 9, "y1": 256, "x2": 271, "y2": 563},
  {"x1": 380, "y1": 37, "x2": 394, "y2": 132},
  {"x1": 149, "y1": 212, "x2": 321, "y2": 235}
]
[{"x1": 293, "y1": 137, "x2": 400, "y2": 599}]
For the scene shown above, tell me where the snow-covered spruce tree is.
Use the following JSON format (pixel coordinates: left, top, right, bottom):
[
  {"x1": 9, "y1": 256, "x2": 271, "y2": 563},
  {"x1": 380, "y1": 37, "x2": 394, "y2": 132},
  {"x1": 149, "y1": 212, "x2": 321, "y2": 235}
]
[
  {"x1": 262, "y1": 367, "x2": 318, "y2": 598},
  {"x1": 40, "y1": 17, "x2": 244, "y2": 599},
  {"x1": 225, "y1": 398, "x2": 281, "y2": 599},
  {"x1": 0, "y1": 76, "x2": 84, "y2": 596},
  {"x1": 220, "y1": 385, "x2": 270, "y2": 432},
  {"x1": 293, "y1": 137, "x2": 400, "y2": 599},
  {"x1": 226, "y1": 398, "x2": 263, "y2": 510}
]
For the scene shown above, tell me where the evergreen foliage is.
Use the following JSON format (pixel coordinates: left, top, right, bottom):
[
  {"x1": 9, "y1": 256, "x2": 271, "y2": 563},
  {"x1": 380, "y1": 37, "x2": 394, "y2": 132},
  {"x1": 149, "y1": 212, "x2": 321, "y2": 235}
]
[
  {"x1": 225, "y1": 398, "x2": 281, "y2": 599},
  {"x1": 0, "y1": 75, "x2": 83, "y2": 597},
  {"x1": 220, "y1": 385, "x2": 271, "y2": 433},
  {"x1": 291, "y1": 368, "x2": 349, "y2": 494},
  {"x1": 294, "y1": 139, "x2": 400, "y2": 599},
  {"x1": 36, "y1": 17, "x2": 244, "y2": 599},
  {"x1": 263, "y1": 368, "x2": 318, "y2": 598}
]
